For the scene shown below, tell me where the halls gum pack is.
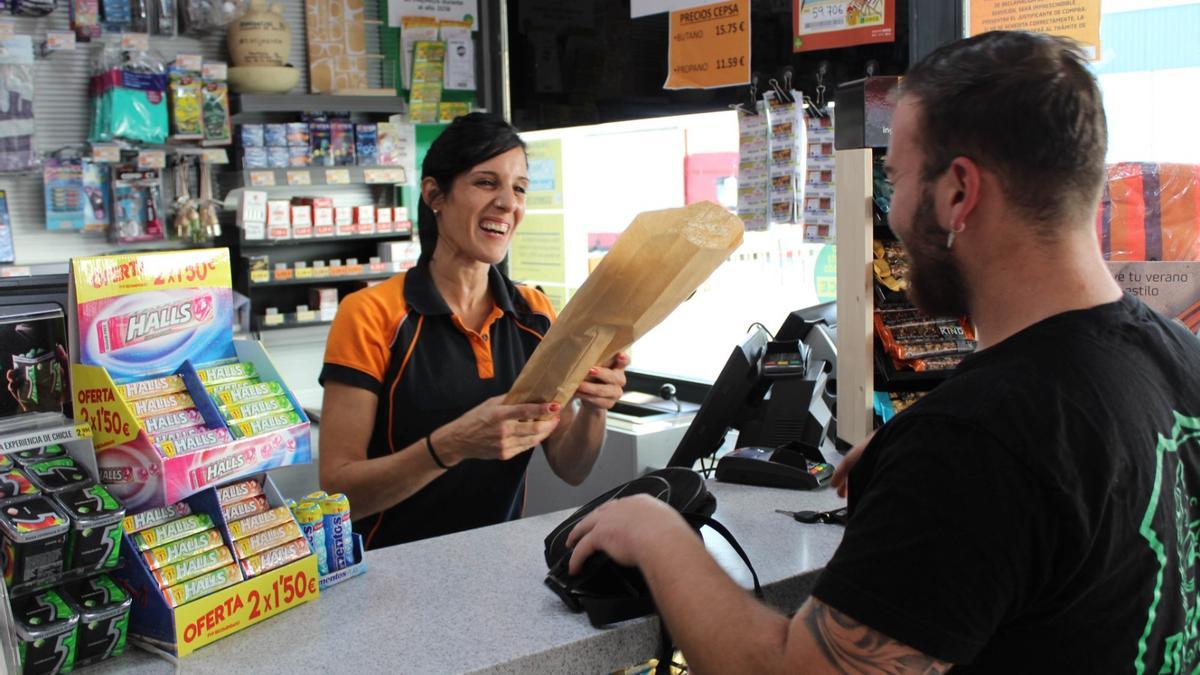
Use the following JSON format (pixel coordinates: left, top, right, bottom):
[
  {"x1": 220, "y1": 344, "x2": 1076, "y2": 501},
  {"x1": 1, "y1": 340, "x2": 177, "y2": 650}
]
[
  {"x1": 232, "y1": 521, "x2": 303, "y2": 559},
  {"x1": 227, "y1": 505, "x2": 293, "y2": 540},
  {"x1": 141, "y1": 408, "x2": 206, "y2": 436},
  {"x1": 142, "y1": 528, "x2": 223, "y2": 570},
  {"x1": 215, "y1": 479, "x2": 262, "y2": 505},
  {"x1": 220, "y1": 394, "x2": 293, "y2": 421},
  {"x1": 230, "y1": 410, "x2": 303, "y2": 439},
  {"x1": 215, "y1": 381, "x2": 286, "y2": 407},
  {"x1": 97, "y1": 294, "x2": 216, "y2": 355},
  {"x1": 158, "y1": 427, "x2": 234, "y2": 457},
  {"x1": 120, "y1": 374, "x2": 186, "y2": 401},
  {"x1": 162, "y1": 562, "x2": 243, "y2": 607},
  {"x1": 132, "y1": 393, "x2": 195, "y2": 419},
  {"x1": 196, "y1": 362, "x2": 257, "y2": 386},
  {"x1": 123, "y1": 502, "x2": 192, "y2": 534},
  {"x1": 132, "y1": 513, "x2": 214, "y2": 551}
]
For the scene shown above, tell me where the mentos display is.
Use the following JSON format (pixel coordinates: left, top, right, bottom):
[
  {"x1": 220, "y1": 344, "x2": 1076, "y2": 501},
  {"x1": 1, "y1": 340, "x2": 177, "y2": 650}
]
[{"x1": 69, "y1": 249, "x2": 311, "y2": 510}]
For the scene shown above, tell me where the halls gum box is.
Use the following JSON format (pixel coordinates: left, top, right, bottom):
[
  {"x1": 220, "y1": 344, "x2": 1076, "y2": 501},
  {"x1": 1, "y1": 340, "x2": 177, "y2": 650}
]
[
  {"x1": 132, "y1": 393, "x2": 195, "y2": 419},
  {"x1": 230, "y1": 410, "x2": 303, "y2": 439},
  {"x1": 132, "y1": 513, "x2": 214, "y2": 551},
  {"x1": 215, "y1": 479, "x2": 262, "y2": 505},
  {"x1": 215, "y1": 381, "x2": 286, "y2": 407},
  {"x1": 227, "y1": 506, "x2": 293, "y2": 540},
  {"x1": 142, "y1": 528, "x2": 223, "y2": 570},
  {"x1": 220, "y1": 394, "x2": 293, "y2": 421},
  {"x1": 196, "y1": 362, "x2": 257, "y2": 386},
  {"x1": 123, "y1": 502, "x2": 192, "y2": 535},
  {"x1": 120, "y1": 374, "x2": 186, "y2": 401}
]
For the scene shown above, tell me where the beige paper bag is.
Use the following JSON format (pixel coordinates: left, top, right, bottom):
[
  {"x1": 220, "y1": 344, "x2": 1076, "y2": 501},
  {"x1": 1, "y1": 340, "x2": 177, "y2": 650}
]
[{"x1": 506, "y1": 201, "x2": 744, "y2": 407}]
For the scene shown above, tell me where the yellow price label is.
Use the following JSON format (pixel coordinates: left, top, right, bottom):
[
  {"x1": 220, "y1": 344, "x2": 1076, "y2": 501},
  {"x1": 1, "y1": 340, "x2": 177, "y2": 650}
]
[
  {"x1": 250, "y1": 270, "x2": 270, "y2": 284},
  {"x1": 287, "y1": 171, "x2": 312, "y2": 186},
  {"x1": 325, "y1": 169, "x2": 351, "y2": 185},
  {"x1": 249, "y1": 171, "x2": 276, "y2": 187}
]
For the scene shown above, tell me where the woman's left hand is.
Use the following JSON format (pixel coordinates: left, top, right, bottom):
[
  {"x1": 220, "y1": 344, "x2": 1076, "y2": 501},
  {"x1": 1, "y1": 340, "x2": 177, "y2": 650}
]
[{"x1": 575, "y1": 352, "x2": 629, "y2": 412}]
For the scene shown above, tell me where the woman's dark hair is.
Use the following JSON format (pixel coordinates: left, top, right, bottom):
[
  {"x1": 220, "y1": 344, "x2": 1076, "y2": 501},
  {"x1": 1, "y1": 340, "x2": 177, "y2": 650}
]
[{"x1": 418, "y1": 112, "x2": 527, "y2": 262}]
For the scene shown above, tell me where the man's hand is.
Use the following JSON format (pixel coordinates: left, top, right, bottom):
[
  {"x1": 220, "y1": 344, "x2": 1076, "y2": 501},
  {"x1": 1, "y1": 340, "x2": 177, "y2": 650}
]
[
  {"x1": 831, "y1": 430, "x2": 876, "y2": 499},
  {"x1": 565, "y1": 494, "x2": 688, "y2": 574},
  {"x1": 574, "y1": 352, "x2": 629, "y2": 412}
]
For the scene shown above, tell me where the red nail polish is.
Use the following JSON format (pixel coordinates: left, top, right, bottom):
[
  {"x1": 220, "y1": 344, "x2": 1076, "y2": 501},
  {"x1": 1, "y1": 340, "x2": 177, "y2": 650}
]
[
  {"x1": 588, "y1": 368, "x2": 597, "y2": 375},
  {"x1": 549, "y1": 403, "x2": 561, "y2": 412}
]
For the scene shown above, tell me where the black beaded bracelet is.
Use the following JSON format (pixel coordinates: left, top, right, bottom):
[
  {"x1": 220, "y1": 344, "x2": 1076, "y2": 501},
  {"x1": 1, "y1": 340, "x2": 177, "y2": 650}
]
[{"x1": 426, "y1": 435, "x2": 449, "y2": 470}]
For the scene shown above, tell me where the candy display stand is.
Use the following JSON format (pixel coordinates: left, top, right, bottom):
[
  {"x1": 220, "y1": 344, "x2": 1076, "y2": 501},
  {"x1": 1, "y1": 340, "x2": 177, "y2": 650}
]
[
  {"x1": 113, "y1": 474, "x2": 319, "y2": 658},
  {"x1": 318, "y1": 533, "x2": 367, "y2": 591},
  {"x1": 0, "y1": 417, "x2": 109, "y2": 674},
  {"x1": 67, "y1": 249, "x2": 313, "y2": 511}
]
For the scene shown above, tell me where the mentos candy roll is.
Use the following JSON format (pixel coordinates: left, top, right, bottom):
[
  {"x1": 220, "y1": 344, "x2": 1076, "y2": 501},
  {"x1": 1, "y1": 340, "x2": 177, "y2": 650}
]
[
  {"x1": 0, "y1": 468, "x2": 39, "y2": 501},
  {"x1": 221, "y1": 495, "x2": 269, "y2": 523},
  {"x1": 239, "y1": 538, "x2": 310, "y2": 578},
  {"x1": 123, "y1": 501, "x2": 192, "y2": 534},
  {"x1": 215, "y1": 478, "x2": 262, "y2": 505},
  {"x1": 293, "y1": 501, "x2": 328, "y2": 576},
  {"x1": 227, "y1": 505, "x2": 293, "y2": 540},
  {"x1": 61, "y1": 575, "x2": 132, "y2": 665},
  {"x1": 12, "y1": 589, "x2": 79, "y2": 675},
  {"x1": 132, "y1": 392, "x2": 195, "y2": 419},
  {"x1": 322, "y1": 493, "x2": 353, "y2": 571},
  {"x1": 97, "y1": 294, "x2": 215, "y2": 355},
  {"x1": 220, "y1": 394, "x2": 294, "y2": 421},
  {"x1": 304, "y1": 491, "x2": 328, "y2": 502},
  {"x1": 25, "y1": 458, "x2": 92, "y2": 494},
  {"x1": 158, "y1": 427, "x2": 233, "y2": 457},
  {"x1": 53, "y1": 484, "x2": 125, "y2": 572},
  {"x1": 141, "y1": 408, "x2": 205, "y2": 436},
  {"x1": 232, "y1": 521, "x2": 303, "y2": 559},
  {"x1": 162, "y1": 562, "x2": 243, "y2": 608},
  {"x1": 196, "y1": 361, "x2": 257, "y2": 386},
  {"x1": 132, "y1": 513, "x2": 214, "y2": 551},
  {"x1": 152, "y1": 545, "x2": 235, "y2": 588},
  {"x1": 142, "y1": 529, "x2": 224, "y2": 570},
  {"x1": 13, "y1": 444, "x2": 67, "y2": 467},
  {"x1": 230, "y1": 410, "x2": 304, "y2": 439},
  {"x1": 119, "y1": 374, "x2": 186, "y2": 402},
  {"x1": 0, "y1": 496, "x2": 70, "y2": 587},
  {"x1": 215, "y1": 380, "x2": 287, "y2": 407}
]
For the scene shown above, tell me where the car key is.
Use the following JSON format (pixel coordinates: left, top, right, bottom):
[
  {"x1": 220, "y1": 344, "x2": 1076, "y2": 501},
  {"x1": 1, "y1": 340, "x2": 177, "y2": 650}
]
[{"x1": 774, "y1": 507, "x2": 848, "y2": 525}]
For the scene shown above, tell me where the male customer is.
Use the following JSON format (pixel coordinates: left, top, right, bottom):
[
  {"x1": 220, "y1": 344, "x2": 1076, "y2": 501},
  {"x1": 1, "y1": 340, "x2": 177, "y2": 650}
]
[{"x1": 567, "y1": 30, "x2": 1200, "y2": 673}]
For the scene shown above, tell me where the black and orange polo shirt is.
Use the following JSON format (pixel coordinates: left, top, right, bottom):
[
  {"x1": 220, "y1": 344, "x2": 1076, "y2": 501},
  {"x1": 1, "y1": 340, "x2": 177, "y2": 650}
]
[{"x1": 319, "y1": 260, "x2": 555, "y2": 549}]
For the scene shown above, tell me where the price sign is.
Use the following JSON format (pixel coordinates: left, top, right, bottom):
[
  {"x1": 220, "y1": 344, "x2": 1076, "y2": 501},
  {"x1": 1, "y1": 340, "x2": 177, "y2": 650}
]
[
  {"x1": 176, "y1": 54, "x2": 203, "y2": 71},
  {"x1": 249, "y1": 171, "x2": 276, "y2": 187},
  {"x1": 296, "y1": 309, "x2": 317, "y2": 323},
  {"x1": 663, "y1": 0, "x2": 750, "y2": 90},
  {"x1": 250, "y1": 269, "x2": 270, "y2": 284},
  {"x1": 121, "y1": 33, "x2": 150, "y2": 51},
  {"x1": 137, "y1": 150, "x2": 166, "y2": 170},
  {"x1": 91, "y1": 145, "x2": 121, "y2": 163},
  {"x1": 47, "y1": 31, "x2": 76, "y2": 51},
  {"x1": 286, "y1": 171, "x2": 312, "y2": 186},
  {"x1": 325, "y1": 169, "x2": 351, "y2": 185},
  {"x1": 201, "y1": 149, "x2": 229, "y2": 164},
  {"x1": 364, "y1": 168, "x2": 405, "y2": 184},
  {"x1": 263, "y1": 313, "x2": 285, "y2": 326},
  {"x1": 202, "y1": 62, "x2": 228, "y2": 80}
]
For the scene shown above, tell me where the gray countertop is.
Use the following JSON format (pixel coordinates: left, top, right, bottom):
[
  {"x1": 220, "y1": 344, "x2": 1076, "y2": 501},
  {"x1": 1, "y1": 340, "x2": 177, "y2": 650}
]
[{"x1": 86, "y1": 481, "x2": 846, "y2": 674}]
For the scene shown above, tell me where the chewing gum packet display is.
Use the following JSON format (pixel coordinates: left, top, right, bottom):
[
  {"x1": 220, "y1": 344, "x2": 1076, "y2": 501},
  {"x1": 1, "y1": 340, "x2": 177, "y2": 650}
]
[
  {"x1": 123, "y1": 502, "x2": 192, "y2": 534},
  {"x1": 163, "y1": 562, "x2": 243, "y2": 607},
  {"x1": 232, "y1": 521, "x2": 303, "y2": 559},
  {"x1": 230, "y1": 410, "x2": 304, "y2": 439},
  {"x1": 152, "y1": 546, "x2": 234, "y2": 588},
  {"x1": 216, "y1": 479, "x2": 262, "y2": 505},
  {"x1": 220, "y1": 394, "x2": 293, "y2": 420},
  {"x1": 132, "y1": 392, "x2": 195, "y2": 419},
  {"x1": 120, "y1": 374, "x2": 186, "y2": 401},
  {"x1": 141, "y1": 408, "x2": 206, "y2": 436},
  {"x1": 132, "y1": 513, "x2": 214, "y2": 551},
  {"x1": 221, "y1": 495, "x2": 269, "y2": 522},
  {"x1": 239, "y1": 538, "x2": 309, "y2": 578},
  {"x1": 227, "y1": 505, "x2": 293, "y2": 540},
  {"x1": 196, "y1": 361, "x2": 257, "y2": 386},
  {"x1": 214, "y1": 380, "x2": 286, "y2": 407},
  {"x1": 142, "y1": 528, "x2": 223, "y2": 570}
]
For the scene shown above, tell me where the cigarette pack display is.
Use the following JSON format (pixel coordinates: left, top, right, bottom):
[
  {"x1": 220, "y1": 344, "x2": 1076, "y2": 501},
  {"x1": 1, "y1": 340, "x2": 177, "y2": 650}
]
[
  {"x1": 242, "y1": 147, "x2": 268, "y2": 169},
  {"x1": 264, "y1": 124, "x2": 287, "y2": 147},
  {"x1": 239, "y1": 124, "x2": 264, "y2": 147},
  {"x1": 267, "y1": 147, "x2": 290, "y2": 169},
  {"x1": 123, "y1": 502, "x2": 193, "y2": 534},
  {"x1": 355, "y1": 123, "x2": 378, "y2": 165},
  {"x1": 286, "y1": 122, "x2": 309, "y2": 147},
  {"x1": 288, "y1": 146, "x2": 311, "y2": 167},
  {"x1": 355, "y1": 205, "x2": 375, "y2": 224},
  {"x1": 331, "y1": 122, "x2": 356, "y2": 166},
  {"x1": 309, "y1": 122, "x2": 332, "y2": 167},
  {"x1": 334, "y1": 206, "x2": 354, "y2": 226}
]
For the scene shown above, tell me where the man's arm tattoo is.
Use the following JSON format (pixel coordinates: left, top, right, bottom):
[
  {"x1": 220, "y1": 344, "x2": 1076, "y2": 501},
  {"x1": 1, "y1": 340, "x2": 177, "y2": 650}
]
[{"x1": 799, "y1": 599, "x2": 952, "y2": 675}]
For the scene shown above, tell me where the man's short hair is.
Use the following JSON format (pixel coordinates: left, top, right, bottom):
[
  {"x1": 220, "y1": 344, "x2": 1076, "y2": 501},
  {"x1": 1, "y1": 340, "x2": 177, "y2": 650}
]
[{"x1": 900, "y1": 30, "x2": 1108, "y2": 229}]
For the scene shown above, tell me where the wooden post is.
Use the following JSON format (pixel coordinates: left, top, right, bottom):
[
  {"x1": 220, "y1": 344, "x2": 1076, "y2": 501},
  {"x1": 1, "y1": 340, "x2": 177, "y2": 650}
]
[{"x1": 834, "y1": 148, "x2": 875, "y2": 445}]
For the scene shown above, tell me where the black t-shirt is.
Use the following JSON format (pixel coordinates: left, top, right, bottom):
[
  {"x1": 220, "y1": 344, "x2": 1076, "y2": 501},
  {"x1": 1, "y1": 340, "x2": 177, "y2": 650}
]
[{"x1": 812, "y1": 295, "x2": 1200, "y2": 671}]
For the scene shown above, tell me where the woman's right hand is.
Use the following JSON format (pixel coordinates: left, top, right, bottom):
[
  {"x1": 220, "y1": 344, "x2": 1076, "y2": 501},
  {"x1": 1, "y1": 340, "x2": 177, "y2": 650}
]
[{"x1": 431, "y1": 395, "x2": 562, "y2": 465}]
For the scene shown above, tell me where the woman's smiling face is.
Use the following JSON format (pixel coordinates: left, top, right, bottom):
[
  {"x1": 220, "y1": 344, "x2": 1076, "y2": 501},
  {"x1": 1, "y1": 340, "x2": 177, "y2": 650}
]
[{"x1": 428, "y1": 147, "x2": 529, "y2": 266}]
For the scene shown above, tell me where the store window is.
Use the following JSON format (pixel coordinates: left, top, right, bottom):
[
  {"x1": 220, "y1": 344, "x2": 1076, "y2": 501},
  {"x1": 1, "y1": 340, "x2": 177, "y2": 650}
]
[{"x1": 517, "y1": 111, "x2": 831, "y2": 384}]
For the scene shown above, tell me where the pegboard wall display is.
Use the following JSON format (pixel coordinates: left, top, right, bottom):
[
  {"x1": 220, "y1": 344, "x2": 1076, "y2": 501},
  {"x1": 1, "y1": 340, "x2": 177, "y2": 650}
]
[{"x1": 0, "y1": 1, "x2": 390, "y2": 267}]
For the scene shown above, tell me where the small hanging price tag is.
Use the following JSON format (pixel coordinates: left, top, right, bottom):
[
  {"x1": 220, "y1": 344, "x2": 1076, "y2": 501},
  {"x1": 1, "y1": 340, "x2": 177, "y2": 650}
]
[
  {"x1": 249, "y1": 171, "x2": 277, "y2": 187},
  {"x1": 249, "y1": 268, "x2": 270, "y2": 283},
  {"x1": 137, "y1": 150, "x2": 166, "y2": 170},
  {"x1": 202, "y1": 62, "x2": 228, "y2": 80},
  {"x1": 287, "y1": 171, "x2": 312, "y2": 186},
  {"x1": 176, "y1": 54, "x2": 203, "y2": 71},
  {"x1": 46, "y1": 31, "x2": 76, "y2": 51},
  {"x1": 364, "y1": 168, "x2": 405, "y2": 184},
  {"x1": 201, "y1": 149, "x2": 229, "y2": 164},
  {"x1": 121, "y1": 33, "x2": 150, "y2": 51},
  {"x1": 325, "y1": 169, "x2": 351, "y2": 185},
  {"x1": 91, "y1": 145, "x2": 121, "y2": 163}
]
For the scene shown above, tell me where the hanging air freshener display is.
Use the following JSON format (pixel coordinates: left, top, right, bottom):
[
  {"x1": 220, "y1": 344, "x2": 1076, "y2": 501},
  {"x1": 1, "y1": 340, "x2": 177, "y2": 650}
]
[
  {"x1": 111, "y1": 163, "x2": 165, "y2": 243},
  {"x1": 0, "y1": 35, "x2": 37, "y2": 173}
]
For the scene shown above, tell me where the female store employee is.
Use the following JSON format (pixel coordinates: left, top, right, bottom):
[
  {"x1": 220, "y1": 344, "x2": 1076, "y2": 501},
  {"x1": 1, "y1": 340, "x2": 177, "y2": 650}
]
[{"x1": 318, "y1": 113, "x2": 628, "y2": 549}]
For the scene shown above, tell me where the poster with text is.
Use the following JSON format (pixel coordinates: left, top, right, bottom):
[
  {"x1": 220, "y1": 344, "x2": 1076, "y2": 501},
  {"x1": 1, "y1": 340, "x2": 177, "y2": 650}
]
[
  {"x1": 792, "y1": 0, "x2": 896, "y2": 52},
  {"x1": 968, "y1": 0, "x2": 1100, "y2": 58}
]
